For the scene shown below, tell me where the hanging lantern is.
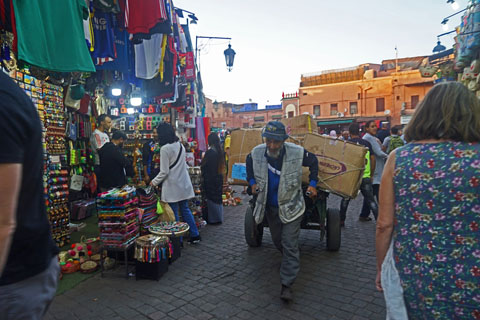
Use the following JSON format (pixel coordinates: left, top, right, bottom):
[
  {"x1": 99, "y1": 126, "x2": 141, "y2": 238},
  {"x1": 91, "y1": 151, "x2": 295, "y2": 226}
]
[{"x1": 224, "y1": 44, "x2": 236, "y2": 72}]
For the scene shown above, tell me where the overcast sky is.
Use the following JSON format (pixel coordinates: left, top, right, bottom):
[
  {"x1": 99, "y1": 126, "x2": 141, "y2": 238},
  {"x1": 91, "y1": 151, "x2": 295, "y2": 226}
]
[{"x1": 174, "y1": 0, "x2": 465, "y2": 107}]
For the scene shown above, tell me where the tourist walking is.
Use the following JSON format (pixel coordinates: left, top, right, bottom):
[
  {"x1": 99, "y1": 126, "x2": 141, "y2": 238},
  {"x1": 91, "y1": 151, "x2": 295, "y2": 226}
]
[
  {"x1": 150, "y1": 123, "x2": 201, "y2": 244},
  {"x1": 376, "y1": 82, "x2": 480, "y2": 319}
]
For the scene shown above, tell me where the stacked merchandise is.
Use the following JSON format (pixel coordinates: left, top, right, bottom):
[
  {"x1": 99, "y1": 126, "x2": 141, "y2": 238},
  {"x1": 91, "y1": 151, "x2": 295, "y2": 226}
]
[
  {"x1": 8, "y1": 70, "x2": 71, "y2": 247},
  {"x1": 97, "y1": 187, "x2": 139, "y2": 248},
  {"x1": 137, "y1": 187, "x2": 159, "y2": 235},
  {"x1": 187, "y1": 167, "x2": 206, "y2": 229},
  {"x1": 43, "y1": 82, "x2": 71, "y2": 247}
]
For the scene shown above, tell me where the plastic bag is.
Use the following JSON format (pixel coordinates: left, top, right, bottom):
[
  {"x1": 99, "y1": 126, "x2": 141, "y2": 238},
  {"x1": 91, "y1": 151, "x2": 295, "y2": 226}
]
[{"x1": 157, "y1": 200, "x2": 176, "y2": 222}]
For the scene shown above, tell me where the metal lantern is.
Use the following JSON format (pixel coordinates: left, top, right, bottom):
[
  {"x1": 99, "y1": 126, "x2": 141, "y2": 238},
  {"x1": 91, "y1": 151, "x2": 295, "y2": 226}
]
[
  {"x1": 224, "y1": 44, "x2": 236, "y2": 72},
  {"x1": 433, "y1": 40, "x2": 446, "y2": 53}
]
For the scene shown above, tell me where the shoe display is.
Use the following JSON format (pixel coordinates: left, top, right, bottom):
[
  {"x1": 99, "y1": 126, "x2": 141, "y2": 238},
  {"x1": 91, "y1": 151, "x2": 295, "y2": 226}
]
[
  {"x1": 280, "y1": 285, "x2": 293, "y2": 302},
  {"x1": 188, "y1": 235, "x2": 201, "y2": 244},
  {"x1": 359, "y1": 216, "x2": 372, "y2": 221}
]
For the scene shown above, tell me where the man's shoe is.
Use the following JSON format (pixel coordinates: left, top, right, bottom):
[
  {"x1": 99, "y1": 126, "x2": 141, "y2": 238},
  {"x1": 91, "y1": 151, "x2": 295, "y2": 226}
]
[
  {"x1": 280, "y1": 285, "x2": 293, "y2": 302},
  {"x1": 188, "y1": 235, "x2": 201, "y2": 244},
  {"x1": 359, "y1": 216, "x2": 372, "y2": 222}
]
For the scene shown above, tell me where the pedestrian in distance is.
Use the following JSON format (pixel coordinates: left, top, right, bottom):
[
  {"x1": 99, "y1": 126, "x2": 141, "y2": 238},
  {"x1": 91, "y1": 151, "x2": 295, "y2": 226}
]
[
  {"x1": 376, "y1": 122, "x2": 389, "y2": 143},
  {"x1": 98, "y1": 130, "x2": 131, "y2": 191},
  {"x1": 0, "y1": 70, "x2": 60, "y2": 319},
  {"x1": 246, "y1": 121, "x2": 319, "y2": 302},
  {"x1": 382, "y1": 125, "x2": 405, "y2": 154},
  {"x1": 201, "y1": 132, "x2": 226, "y2": 224},
  {"x1": 361, "y1": 120, "x2": 388, "y2": 219},
  {"x1": 339, "y1": 123, "x2": 378, "y2": 225},
  {"x1": 376, "y1": 82, "x2": 480, "y2": 319},
  {"x1": 150, "y1": 123, "x2": 201, "y2": 244},
  {"x1": 90, "y1": 114, "x2": 112, "y2": 190}
]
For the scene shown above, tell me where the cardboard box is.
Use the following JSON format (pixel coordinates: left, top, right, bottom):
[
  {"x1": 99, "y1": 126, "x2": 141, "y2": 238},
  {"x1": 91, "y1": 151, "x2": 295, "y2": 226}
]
[
  {"x1": 227, "y1": 129, "x2": 263, "y2": 185},
  {"x1": 280, "y1": 114, "x2": 314, "y2": 135},
  {"x1": 301, "y1": 133, "x2": 367, "y2": 198}
]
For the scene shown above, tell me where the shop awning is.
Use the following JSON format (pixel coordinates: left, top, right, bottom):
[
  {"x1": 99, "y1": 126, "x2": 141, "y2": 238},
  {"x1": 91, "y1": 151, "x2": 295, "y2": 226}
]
[
  {"x1": 271, "y1": 114, "x2": 283, "y2": 120},
  {"x1": 316, "y1": 119, "x2": 353, "y2": 126},
  {"x1": 254, "y1": 116, "x2": 265, "y2": 121}
]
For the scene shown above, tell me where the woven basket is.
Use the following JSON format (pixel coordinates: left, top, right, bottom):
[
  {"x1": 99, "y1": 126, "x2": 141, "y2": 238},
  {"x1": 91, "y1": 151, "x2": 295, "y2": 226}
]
[
  {"x1": 80, "y1": 261, "x2": 98, "y2": 274},
  {"x1": 61, "y1": 262, "x2": 80, "y2": 274}
]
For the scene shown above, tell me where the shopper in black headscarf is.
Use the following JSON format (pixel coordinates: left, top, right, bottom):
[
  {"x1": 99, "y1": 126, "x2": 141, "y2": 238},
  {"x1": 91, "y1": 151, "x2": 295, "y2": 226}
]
[{"x1": 201, "y1": 133, "x2": 225, "y2": 224}]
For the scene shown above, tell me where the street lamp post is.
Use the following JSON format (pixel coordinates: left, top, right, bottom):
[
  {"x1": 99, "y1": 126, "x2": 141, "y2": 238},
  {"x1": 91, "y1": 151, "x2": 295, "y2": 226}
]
[{"x1": 195, "y1": 36, "x2": 235, "y2": 71}]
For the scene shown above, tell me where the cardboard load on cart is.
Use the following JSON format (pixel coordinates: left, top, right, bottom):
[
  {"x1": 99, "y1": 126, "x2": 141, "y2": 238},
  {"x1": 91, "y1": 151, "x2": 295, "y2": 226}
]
[
  {"x1": 301, "y1": 133, "x2": 367, "y2": 198},
  {"x1": 227, "y1": 128, "x2": 367, "y2": 198},
  {"x1": 227, "y1": 129, "x2": 305, "y2": 185},
  {"x1": 227, "y1": 129, "x2": 263, "y2": 185},
  {"x1": 280, "y1": 114, "x2": 314, "y2": 136}
]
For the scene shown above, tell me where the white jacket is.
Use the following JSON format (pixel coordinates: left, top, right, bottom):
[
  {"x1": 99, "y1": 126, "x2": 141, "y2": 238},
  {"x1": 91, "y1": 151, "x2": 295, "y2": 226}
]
[{"x1": 151, "y1": 141, "x2": 194, "y2": 203}]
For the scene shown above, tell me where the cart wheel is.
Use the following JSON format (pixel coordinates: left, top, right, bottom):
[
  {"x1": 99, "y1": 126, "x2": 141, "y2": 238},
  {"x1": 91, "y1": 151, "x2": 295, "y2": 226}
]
[
  {"x1": 244, "y1": 204, "x2": 263, "y2": 247},
  {"x1": 326, "y1": 208, "x2": 341, "y2": 251}
]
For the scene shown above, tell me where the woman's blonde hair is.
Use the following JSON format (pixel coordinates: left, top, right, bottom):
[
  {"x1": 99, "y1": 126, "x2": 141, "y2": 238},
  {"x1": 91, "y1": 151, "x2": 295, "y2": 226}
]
[{"x1": 404, "y1": 81, "x2": 480, "y2": 143}]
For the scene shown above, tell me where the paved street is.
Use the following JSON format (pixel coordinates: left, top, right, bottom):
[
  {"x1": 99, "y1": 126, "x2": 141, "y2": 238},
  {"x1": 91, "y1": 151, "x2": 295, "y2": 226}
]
[{"x1": 45, "y1": 188, "x2": 385, "y2": 320}]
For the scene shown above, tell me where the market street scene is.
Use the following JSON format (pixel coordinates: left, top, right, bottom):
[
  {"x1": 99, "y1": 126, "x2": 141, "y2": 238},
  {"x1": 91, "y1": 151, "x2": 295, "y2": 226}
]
[{"x1": 0, "y1": 1, "x2": 479, "y2": 320}]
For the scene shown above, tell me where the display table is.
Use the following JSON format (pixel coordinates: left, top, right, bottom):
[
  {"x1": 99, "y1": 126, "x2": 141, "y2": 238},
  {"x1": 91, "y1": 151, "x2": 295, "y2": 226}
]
[
  {"x1": 149, "y1": 222, "x2": 189, "y2": 263},
  {"x1": 100, "y1": 240, "x2": 136, "y2": 279}
]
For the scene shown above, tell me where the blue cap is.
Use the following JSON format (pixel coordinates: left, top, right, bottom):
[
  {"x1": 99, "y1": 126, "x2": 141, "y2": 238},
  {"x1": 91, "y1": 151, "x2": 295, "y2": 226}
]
[{"x1": 262, "y1": 121, "x2": 288, "y2": 141}]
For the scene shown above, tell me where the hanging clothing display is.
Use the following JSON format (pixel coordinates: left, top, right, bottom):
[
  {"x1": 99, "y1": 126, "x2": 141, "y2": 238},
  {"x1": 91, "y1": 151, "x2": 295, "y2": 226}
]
[
  {"x1": 124, "y1": 0, "x2": 167, "y2": 35},
  {"x1": 12, "y1": 0, "x2": 95, "y2": 72},
  {"x1": 91, "y1": 9, "x2": 116, "y2": 65},
  {"x1": 134, "y1": 33, "x2": 164, "y2": 79},
  {"x1": 96, "y1": 28, "x2": 132, "y2": 74},
  {"x1": 0, "y1": 0, "x2": 14, "y2": 32}
]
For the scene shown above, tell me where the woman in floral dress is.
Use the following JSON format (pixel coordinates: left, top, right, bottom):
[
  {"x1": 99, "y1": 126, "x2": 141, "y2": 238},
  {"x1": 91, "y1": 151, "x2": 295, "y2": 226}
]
[{"x1": 376, "y1": 82, "x2": 480, "y2": 319}]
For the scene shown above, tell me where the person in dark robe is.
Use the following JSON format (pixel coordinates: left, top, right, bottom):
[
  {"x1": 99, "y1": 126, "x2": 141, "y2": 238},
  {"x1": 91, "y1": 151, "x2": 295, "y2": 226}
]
[{"x1": 201, "y1": 133, "x2": 225, "y2": 224}]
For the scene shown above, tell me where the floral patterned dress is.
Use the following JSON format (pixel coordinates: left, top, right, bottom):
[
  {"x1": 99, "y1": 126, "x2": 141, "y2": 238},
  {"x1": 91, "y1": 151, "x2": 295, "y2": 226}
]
[{"x1": 393, "y1": 142, "x2": 480, "y2": 320}]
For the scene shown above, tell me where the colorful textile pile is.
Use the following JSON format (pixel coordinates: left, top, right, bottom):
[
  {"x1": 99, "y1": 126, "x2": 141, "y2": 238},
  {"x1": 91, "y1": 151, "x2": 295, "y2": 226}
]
[
  {"x1": 137, "y1": 187, "x2": 158, "y2": 235},
  {"x1": 134, "y1": 234, "x2": 171, "y2": 263},
  {"x1": 97, "y1": 186, "x2": 139, "y2": 248}
]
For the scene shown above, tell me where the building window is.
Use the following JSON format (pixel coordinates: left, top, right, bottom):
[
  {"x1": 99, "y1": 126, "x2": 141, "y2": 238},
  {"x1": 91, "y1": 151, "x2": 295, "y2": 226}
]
[
  {"x1": 243, "y1": 123, "x2": 249, "y2": 128},
  {"x1": 313, "y1": 105, "x2": 320, "y2": 116},
  {"x1": 357, "y1": 93, "x2": 361, "y2": 100},
  {"x1": 376, "y1": 98, "x2": 385, "y2": 112},
  {"x1": 411, "y1": 95, "x2": 419, "y2": 109},
  {"x1": 330, "y1": 103, "x2": 338, "y2": 116},
  {"x1": 288, "y1": 111, "x2": 294, "y2": 118},
  {"x1": 349, "y1": 102, "x2": 358, "y2": 114}
]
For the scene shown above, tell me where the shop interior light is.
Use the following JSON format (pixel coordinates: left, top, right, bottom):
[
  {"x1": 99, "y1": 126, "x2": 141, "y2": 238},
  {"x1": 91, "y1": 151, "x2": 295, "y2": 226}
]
[
  {"x1": 112, "y1": 88, "x2": 122, "y2": 96},
  {"x1": 130, "y1": 89, "x2": 142, "y2": 106},
  {"x1": 127, "y1": 108, "x2": 135, "y2": 114}
]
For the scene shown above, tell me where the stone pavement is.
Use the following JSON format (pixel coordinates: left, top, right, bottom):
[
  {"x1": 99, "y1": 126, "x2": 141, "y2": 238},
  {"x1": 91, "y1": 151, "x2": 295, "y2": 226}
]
[{"x1": 45, "y1": 188, "x2": 386, "y2": 320}]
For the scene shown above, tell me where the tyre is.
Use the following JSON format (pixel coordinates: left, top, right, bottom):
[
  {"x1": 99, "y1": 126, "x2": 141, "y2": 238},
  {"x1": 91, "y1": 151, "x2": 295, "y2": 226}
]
[
  {"x1": 244, "y1": 204, "x2": 263, "y2": 247},
  {"x1": 326, "y1": 208, "x2": 341, "y2": 251}
]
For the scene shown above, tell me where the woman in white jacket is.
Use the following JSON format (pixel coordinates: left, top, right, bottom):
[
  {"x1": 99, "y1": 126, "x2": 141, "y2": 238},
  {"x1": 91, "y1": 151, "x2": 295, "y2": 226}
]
[{"x1": 150, "y1": 123, "x2": 200, "y2": 243}]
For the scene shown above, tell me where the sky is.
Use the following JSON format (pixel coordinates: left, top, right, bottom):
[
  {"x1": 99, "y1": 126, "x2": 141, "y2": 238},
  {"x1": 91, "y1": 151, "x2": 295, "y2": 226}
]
[{"x1": 174, "y1": 0, "x2": 466, "y2": 107}]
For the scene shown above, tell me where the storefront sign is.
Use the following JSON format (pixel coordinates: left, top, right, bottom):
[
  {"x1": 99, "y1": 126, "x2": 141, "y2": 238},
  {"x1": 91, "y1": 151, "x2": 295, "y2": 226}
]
[
  {"x1": 185, "y1": 52, "x2": 195, "y2": 81},
  {"x1": 400, "y1": 115, "x2": 412, "y2": 125}
]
